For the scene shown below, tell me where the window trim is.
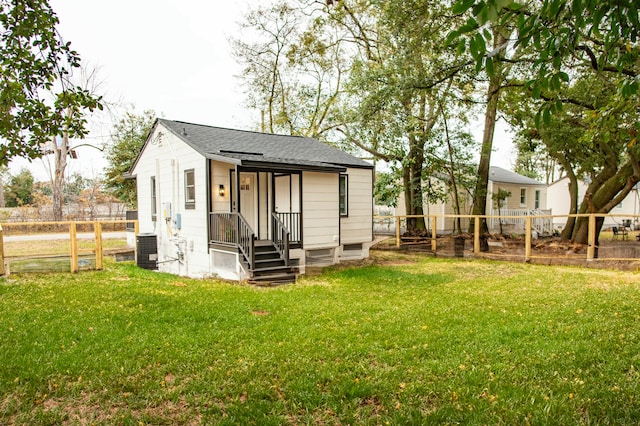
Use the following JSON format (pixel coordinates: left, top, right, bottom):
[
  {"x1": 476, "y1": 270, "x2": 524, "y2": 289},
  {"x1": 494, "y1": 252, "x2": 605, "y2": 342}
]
[
  {"x1": 151, "y1": 176, "x2": 157, "y2": 221},
  {"x1": 339, "y1": 174, "x2": 348, "y2": 217},
  {"x1": 519, "y1": 188, "x2": 527, "y2": 207},
  {"x1": 184, "y1": 169, "x2": 195, "y2": 209},
  {"x1": 534, "y1": 189, "x2": 541, "y2": 209}
]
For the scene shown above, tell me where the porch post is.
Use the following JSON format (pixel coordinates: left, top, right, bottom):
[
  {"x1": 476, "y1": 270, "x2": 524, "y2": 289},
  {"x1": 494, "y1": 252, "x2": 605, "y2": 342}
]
[{"x1": 235, "y1": 165, "x2": 241, "y2": 214}]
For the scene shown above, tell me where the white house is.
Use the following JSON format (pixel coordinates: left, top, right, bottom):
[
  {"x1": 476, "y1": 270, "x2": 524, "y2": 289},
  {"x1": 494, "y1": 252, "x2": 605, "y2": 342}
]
[
  {"x1": 129, "y1": 119, "x2": 374, "y2": 283},
  {"x1": 393, "y1": 166, "x2": 549, "y2": 234},
  {"x1": 547, "y1": 177, "x2": 640, "y2": 229}
]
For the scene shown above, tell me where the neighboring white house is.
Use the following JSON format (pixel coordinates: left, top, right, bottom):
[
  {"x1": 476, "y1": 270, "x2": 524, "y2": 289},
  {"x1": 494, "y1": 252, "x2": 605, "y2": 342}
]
[
  {"x1": 393, "y1": 166, "x2": 549, "y2": 234},
  {"x1": 129, "y1": 119, "x2": 374, "y2": 282},
  {"x1": 547, "y1": 177, "x2": 640, "y2": 229}
]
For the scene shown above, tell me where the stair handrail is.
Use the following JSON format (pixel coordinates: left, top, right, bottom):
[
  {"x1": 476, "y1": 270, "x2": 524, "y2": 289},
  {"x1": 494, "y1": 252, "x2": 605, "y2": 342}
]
[
  {"x1": 237, "y1": 213, "x2": 255, "y2": 270},
  {"x1": 209, "y1": 212, "x2": 255, "y2": 270},
  {"x1": 271, "y1": 212, "x2": 290, "y2": 266}
]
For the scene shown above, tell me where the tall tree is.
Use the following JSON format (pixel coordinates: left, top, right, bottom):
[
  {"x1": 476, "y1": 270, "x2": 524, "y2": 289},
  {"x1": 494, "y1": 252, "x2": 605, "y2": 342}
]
[
  {"x1": 232, "y1": 1, "x2": 346, "y2": 140},
  {"x1": 104, "y1": 110, "x2": 156, "y2": 208},
  {"x1": 328, "y1": 0, "x2": 472, "y2": 231},
  {"x1": 0, "y1": 0, "x2": 102, "y2": 165},
  {"x1": 450, "y1": 0, "x2": 639, "y2": 118},
  {"x1": 451, "y1": 0, "x2": 640, "y2": 241}
]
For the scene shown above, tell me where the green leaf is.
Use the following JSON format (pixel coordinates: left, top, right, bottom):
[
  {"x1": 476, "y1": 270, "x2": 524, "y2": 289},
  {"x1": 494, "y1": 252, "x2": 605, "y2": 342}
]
[
  {"x1": 485, "y1": 56, "x2": 494, "y2": 76},
  {"x1": 543, "y1": 108, "x2": 551, "y2": 125},
  {"x1": 452, "y1": 0, "x2": 476, "y2": 14},
  {"x1": 475, "y1": 56, "x2": 484, "y2": 73},
  {"x1": 486, "y1": 4, "x2": 499, "y2": 22},
  {"x1": 494, "y1": 0, "x2": 513, "y2": 12},
  {"x1": 552, "y1": 53, "x2": 562, "y2": 70},
  {"x1": 555, "y1": 99, "x2": 563, "y2": 112},
  {"x1": 445, "y1": 30, "x2": 460, "y2": 46},
  {"x1": 531, "y1": 84, "x2": 541, "y2": 99},
  {"x1": 457, "y1": 38, "x2": 467, "y2": 54},
  {"x1": 459, "y1": 17, "x2": 479, "y2": 33}
]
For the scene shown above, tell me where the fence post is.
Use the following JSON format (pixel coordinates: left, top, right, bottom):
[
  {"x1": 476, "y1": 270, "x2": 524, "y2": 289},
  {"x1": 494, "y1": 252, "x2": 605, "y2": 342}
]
[
  {"x1": 0, "y1": 225, "x2": 5, "y2": 275},
  {"x1": 94, "y1": 221, "x2": 103, "y2": 270},
  {"x1": 396, "y1": 216, "x2": 401, "y2": 248},
  {"x1": 525, "y1": 216, "x2": 532, "y2": 262},
  {"x1": 474, "y1": 216, "x2": 480, "y2": 255},
  {"x1": 587, "y1": 214, "x2": 596, "y2": 261},
  {"x1": 69, "y1": 222, "x2": 79, "y2": 273},
  {"x1": 431, "y1": 216, "x2": 437, "y2": 252}
]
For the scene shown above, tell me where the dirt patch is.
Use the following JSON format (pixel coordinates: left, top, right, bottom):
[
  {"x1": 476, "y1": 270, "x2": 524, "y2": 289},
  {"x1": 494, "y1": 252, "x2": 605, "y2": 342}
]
[{"x1": 372, "y1": 235, "x2": 640, "y2": 271}]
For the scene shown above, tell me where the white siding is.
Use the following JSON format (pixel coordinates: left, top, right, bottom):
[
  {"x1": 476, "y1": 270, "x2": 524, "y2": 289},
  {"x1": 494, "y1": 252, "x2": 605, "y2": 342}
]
[
  {"x1": 211, "y1": 160, "x2": 234, "y2": 213},
  {"x1": 488, "y1": 183, "x2": 547, "y2": 211},
  {"x1": 131, "y1": 124, "x2": 211, "y2": 278},
  {"x1": 302, "y1": 172, "x2": 339, "y2": 249},
  {"x1": 547, "y1": 177, "x2": 640, "y2": 228},
  {"x1": 340, "y1": 168, "x2": 373, "y2": 244}
]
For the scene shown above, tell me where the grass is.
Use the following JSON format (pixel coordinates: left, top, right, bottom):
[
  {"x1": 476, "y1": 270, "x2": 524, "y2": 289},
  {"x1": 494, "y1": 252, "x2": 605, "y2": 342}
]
[{"x1": 1, "y1": 252, "x2": 639, "y2": 424}]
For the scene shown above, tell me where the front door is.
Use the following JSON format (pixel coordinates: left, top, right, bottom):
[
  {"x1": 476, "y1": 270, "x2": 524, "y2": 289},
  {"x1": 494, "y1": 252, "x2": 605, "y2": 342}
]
[
  {"x1": 239, "y1": 173, "x2": 258, "y2": 233},
  {"x1": 231, "y1": 172, "x2": 258, "y2": 234}
]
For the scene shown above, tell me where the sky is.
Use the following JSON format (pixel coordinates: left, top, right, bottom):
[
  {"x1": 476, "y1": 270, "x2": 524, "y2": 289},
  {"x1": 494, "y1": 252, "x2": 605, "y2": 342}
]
[{"x1": 10, "y1": 0, "x2": 515, "y2": 181}]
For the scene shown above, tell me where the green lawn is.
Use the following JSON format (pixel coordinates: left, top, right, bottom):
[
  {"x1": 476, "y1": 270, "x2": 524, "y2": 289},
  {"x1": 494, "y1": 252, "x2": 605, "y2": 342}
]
[{"x1": 1, "y1": 253, "x2": 639, "y2": 425}]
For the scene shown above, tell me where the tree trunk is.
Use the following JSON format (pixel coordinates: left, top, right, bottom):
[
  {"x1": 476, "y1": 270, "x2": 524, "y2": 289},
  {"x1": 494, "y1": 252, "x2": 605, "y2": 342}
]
[
  {"x1": 470, "y1": 31, "x2": 506, "y2": 235},
  {"x1": 53, "y1": 131, "x2": 69, "y2": 221},
  {"x1": 559, "y1": 162, "x2": 578, "y2": 240},
  {"x1": 570, "y1": 162, "x2": 639, "y2": 244}
]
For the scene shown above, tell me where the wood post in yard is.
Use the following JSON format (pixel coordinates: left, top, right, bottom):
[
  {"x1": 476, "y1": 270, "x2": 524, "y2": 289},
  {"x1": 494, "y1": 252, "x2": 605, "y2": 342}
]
[
  {"x1": 525, "y1": 216, "x2": 532, "y2": 261},
  {"x1": 431, "y1": 216, "x2": 437, "y2": 252},
  {"x1": 69, "y1": 222, "x2": 78, "y2": 273},
  {"x1": 474, "y1": 216, "x2": 480, "y2": 255},
  {"x1": 0, "y1": 225, "x2": 5, "y2": 275},
  {"x1": 587, "y1": 214, "x2": 596, "y2": 261},
  {"x1": 94, "y1": 221, "x2": 103, "y2": 270},
  {"x1": 396, "y1": 216, "x2": 401, "y2": 248}
]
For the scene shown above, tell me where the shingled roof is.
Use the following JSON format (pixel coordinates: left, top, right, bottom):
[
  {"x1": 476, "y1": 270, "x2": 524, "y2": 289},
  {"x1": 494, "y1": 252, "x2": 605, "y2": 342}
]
[
  {"x1": 156, "y1": 119, "x2": 372, "y2": 170},
  {"x1": 489, "y1": 166, "x2": 544, "y2": 185}
]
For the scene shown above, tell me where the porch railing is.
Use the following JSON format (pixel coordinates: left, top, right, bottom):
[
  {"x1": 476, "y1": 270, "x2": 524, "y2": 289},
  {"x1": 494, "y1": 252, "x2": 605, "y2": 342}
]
[
  {"x1": 490, "y1": 208, "x2": 553, "y2": 235},
  {"x1": 274, "y1": 212, "x2": 300, "y2": 244},
  {"x1": 271, "y1": 212, "x2": 290, "y2": 266},
  {"x1": 209, "y1": 212, "x2": 255, "y2": 270}
]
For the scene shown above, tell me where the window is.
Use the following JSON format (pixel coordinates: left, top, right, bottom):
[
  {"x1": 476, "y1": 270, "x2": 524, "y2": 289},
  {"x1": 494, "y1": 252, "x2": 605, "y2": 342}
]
[
  {"x1": 151, "y1": 176, "x2": 157, "y2": 221},
  {"x1": 535, "y1": 190, "x2": 541, "y2": 209},
  {"x1": 520, "y1": 188, "x2": 527, "y2": 206},
  {"x1": 339, "y1": 174, "x2": 348, "y2": 216},
  {"x1": 184, "y1": 169, "x2": 195, "y2": 209}
]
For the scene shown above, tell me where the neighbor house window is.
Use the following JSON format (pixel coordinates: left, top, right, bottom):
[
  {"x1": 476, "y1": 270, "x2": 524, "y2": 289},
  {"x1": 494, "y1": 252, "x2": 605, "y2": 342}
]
[
  {"x1": 535, "y1": 190, "x2": 541, "y2": 209},
  {"x1": 151, "y1": 176, "x2": 157, "y2": 221},
  {"x1": 185, "y1": 169, "x2": 195, "y2": 209},
  {"x1": 339, "y1": 174, "x2": 348, "y2": 216},
  {"x1": 520, "y1": 188, "x2": 526, "y2": 206}
]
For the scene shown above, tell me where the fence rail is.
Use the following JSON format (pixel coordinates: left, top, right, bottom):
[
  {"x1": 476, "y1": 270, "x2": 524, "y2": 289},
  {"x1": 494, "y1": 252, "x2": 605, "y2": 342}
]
[
  {"x1": 0, "y1": 220, "x2": 138, "y2": 274},
  {"x1": 375, "y1": 213, "x2": 640, "y2": 263}
]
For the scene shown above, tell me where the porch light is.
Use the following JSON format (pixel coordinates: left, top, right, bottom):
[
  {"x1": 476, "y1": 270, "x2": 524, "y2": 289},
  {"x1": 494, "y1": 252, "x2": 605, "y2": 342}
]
[{"x1": 218, "y1": 184, "x2": 225, "y2": 197}]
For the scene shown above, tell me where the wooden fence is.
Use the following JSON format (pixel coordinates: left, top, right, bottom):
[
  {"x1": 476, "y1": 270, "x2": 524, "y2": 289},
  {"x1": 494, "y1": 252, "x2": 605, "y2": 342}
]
[
  {"x1": 0, "y1": 220, "x2": 139, "y2": 274},
  {"x1": 377, "y1": 213, "x2": 640, "y2": 263}
]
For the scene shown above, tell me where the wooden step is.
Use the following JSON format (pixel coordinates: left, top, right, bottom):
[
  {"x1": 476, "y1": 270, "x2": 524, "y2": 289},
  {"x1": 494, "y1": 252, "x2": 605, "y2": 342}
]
[{"x1": 248, "y1": 272, "x2": 297, "y2": 286}]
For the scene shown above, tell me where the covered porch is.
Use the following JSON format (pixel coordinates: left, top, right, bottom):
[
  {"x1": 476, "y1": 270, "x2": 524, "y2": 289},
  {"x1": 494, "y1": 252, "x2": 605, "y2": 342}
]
[{"x1": 206, "y1": 157, "x2": 343, "y2": 281}]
